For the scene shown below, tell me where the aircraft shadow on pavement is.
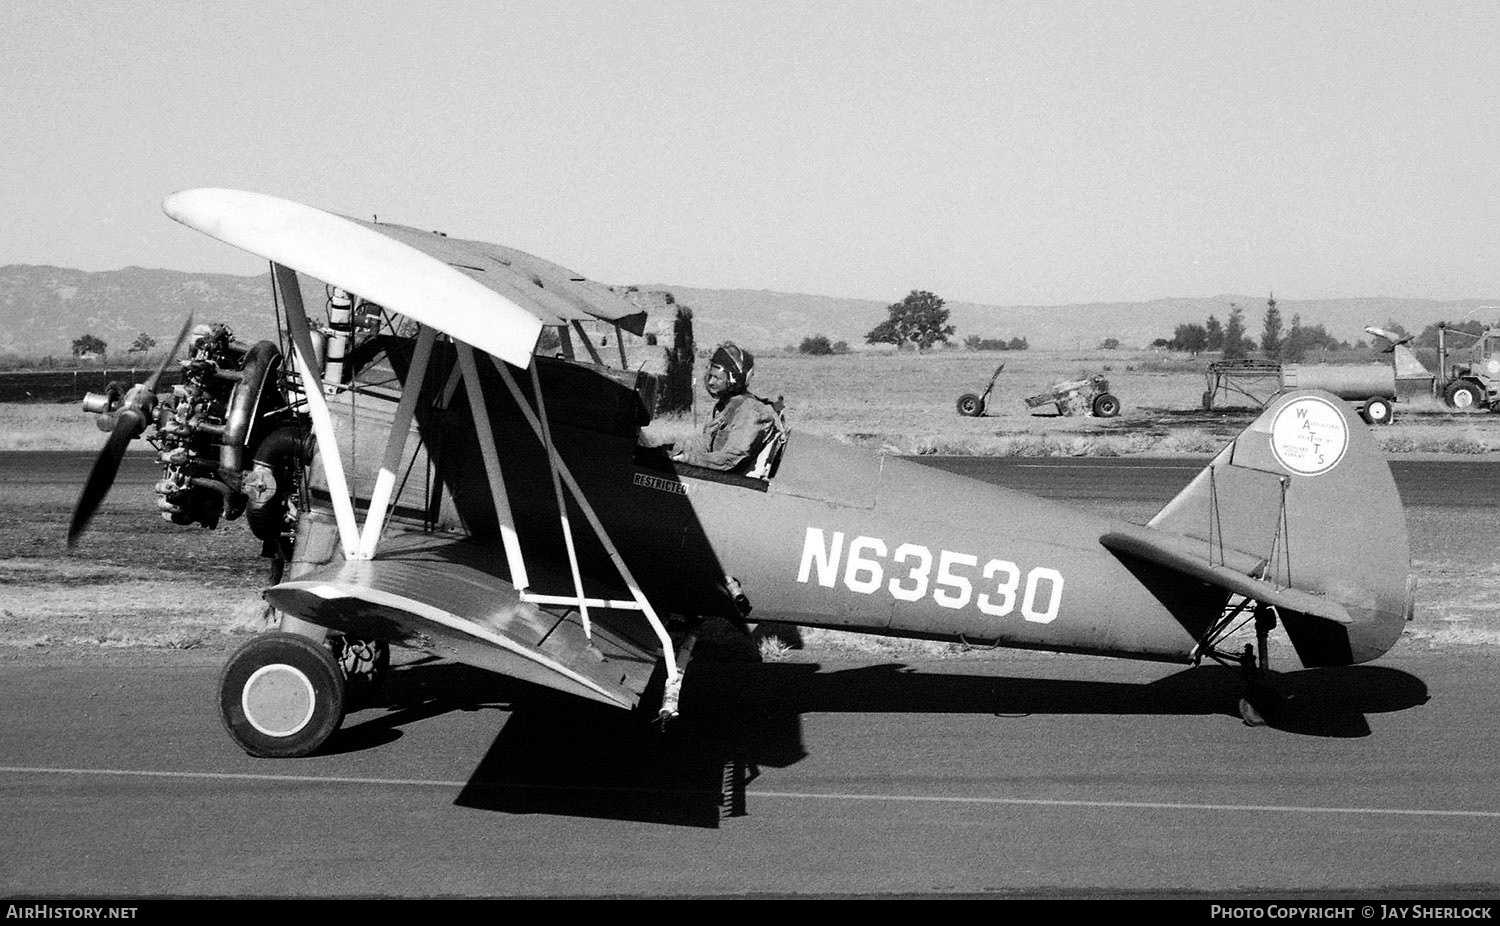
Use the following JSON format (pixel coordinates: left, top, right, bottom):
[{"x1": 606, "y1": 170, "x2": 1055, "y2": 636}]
[{"x1": 331, "y1": 630, "x2": 1430, "y2": 828}]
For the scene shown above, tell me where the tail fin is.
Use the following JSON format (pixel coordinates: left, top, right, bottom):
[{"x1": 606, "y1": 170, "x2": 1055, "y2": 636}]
[{"x1": 1148, "y1": 389, "x2": 1414, "y2": 666}]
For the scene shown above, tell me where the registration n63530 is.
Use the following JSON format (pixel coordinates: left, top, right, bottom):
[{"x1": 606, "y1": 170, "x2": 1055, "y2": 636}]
[{"x1": 795, "y1": 527, "x2": 1064, "y2": 623}]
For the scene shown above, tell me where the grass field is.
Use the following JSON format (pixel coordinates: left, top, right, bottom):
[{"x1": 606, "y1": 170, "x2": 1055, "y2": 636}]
[{"x1": 9, "y1": 347, "x2": 1500, "y2": 456}]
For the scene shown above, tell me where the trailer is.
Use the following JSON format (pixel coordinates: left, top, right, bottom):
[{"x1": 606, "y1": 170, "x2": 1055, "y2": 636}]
[
  {"x1": 1204, "y1": 337, "x2": 1415, "y2": 425},
  {"x1": 956, "y1": 365, "x2": 1121, "y2": 418},
  {"x1": 1279, "y1": 363, "x2": 1399, "y2": 424},
  {"x1": 1024, "y1": 373, "x2": 1120, "y2": 418},
  {"x1": 955, "y1": 363, "x2": 1005, "y2": 416},
  {"x1": 1202, "y1": 358, "x2": 1282, "y2": 411}
]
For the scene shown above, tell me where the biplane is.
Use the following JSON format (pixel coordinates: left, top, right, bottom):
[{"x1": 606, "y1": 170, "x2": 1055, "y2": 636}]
[{"x1": 69, "y1": 189, "x2": 1415, "y2": 758}]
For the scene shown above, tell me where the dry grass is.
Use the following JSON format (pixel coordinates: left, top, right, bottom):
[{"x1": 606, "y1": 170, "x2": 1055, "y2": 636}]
[
  {"x1": 642, "y1": 347, "x2": 1500, "y2": 457},
  {"x1": 4, "y1": 348, "x2": 1498, "y2": 658},
  {"x1": 12, "y1": 347, "x2": 1500, "y2": 458}
]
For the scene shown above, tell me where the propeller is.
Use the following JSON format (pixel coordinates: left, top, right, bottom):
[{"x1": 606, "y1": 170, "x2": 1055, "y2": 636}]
[{"x1": 67, "y1": 315, "x2": 195, "y2": 549}]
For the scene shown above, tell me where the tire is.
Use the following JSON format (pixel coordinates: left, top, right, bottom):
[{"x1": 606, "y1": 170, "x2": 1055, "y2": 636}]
[
  {"x1": 956, "y1": 393, "x2": 985, "y2": 417},
  {"x1": 1361, "y1": 397, "x2": 1394, "y2": 425},
  {"x1": 1091, "y1": 393, "x2": 1121, "y2": 418},
  {"x1": 219, "y1": 631, "x2": 346, "y2": 758},
  {"x1": 1445, "y1": 381, "x2": 1482, "y2": 410}
]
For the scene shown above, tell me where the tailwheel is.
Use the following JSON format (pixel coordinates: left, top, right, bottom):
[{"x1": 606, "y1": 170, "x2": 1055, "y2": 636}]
[
  {"x1": 331, "y1": 635, "x2": 390, "y2": 709},
  {"x1": 219, "y1": 631, "x2": 346, "y2": 758},
  {"x1": 1238, "y1": 680, "x2": 1286, "y2": 727},
  {"x1": 1196, "y1": 599, "x2": 1286, "y2": 727}
]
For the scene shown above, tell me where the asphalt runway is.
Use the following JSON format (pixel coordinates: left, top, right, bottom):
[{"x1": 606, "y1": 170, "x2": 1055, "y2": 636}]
[{"x1": 2, "y1": 451, "x2": 1499, "y2": 899}]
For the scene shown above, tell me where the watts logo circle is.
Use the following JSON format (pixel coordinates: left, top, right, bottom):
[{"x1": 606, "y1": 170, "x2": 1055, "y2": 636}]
[{"x1": 1269, "y1": 395, "x2": 1349, "y2": 476}]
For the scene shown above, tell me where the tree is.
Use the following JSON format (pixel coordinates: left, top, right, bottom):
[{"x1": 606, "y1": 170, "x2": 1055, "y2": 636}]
[
  {"x1": 1281, "y1": 314, "x2": 1306, "y2": 362},
  {"x1": 1170, "y1": 323, "x2": 1208, "y2": 355},
  {"x1": 1260, "y1": 294, "x2": 1283, "y2": 359},
  {"x1": 1282, "y1": 315, "x2": 1342, "y2": 361},
  {"x1": 1222, "y1": 304, "x2": 1251, "y2": 360},
  {"x1": 865, "y1": 290, "x2": 954, "y2": 351},
  {"x1": 1098, "y1": 338, "x2": 1120, "y2": 350},
  {"x1": 71, "y1": 333, "x2": 107, "y2": 358},
  {"x1": 127, "y1": 332, "x2": 157, "y2": 354},
  {"x1": 1414, "y1": 319, "x2": 1487, "y2": 350},
  {"x1": 1204, "y1": 315, "x2": 1224, "y2": 352},
  {"x1": 799, "y1": 334, "x2": 834, "y2": 355}
]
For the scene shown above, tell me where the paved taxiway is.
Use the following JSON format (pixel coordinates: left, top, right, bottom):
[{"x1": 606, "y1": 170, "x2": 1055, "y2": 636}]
[{"x1": 1, "y1": 452, "x2": 1498, "y2": 897}]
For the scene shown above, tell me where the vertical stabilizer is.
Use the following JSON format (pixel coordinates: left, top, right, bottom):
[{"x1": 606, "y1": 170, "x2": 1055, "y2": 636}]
[{"x1": 1148, "y1": 390, "x2": 1413, "y2": 665}]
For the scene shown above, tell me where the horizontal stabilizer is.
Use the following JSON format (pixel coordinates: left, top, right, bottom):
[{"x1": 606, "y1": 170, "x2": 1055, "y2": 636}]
[{"x1": 1099, "y1": 527, "x2": 1351, "y2": 624}]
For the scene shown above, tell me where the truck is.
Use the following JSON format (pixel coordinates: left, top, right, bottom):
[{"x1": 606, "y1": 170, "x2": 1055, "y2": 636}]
[{"x1": 1429, "y1": 322, "x2": 1500, "y2": 411}]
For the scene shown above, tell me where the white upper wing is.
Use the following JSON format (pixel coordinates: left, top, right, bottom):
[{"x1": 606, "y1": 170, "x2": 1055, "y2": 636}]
[{"x1": 162, "y1": 188, "x2": 640, "y2": 368}]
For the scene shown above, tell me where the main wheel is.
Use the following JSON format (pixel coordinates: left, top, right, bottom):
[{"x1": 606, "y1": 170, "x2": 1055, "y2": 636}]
[
  {"x1": 1445, "y1": 381, "x2": 1482, "y2": 410},
  {"x1": 955, "y1": 393, "x2": 985, "y2": 417},
  {"x1": 1091, "y1": 393, "x2": 1121, "y2": 418},
  {"x1": 219, "y1": 631, "x2": 346, "y2": 758},
  {"x1": 1361, "y1": 397, "x2": 1394, "y2": 425}
]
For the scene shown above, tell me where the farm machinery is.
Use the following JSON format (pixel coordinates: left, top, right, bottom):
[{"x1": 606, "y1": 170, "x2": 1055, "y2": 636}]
[
  {"x1": 1200, "y1": 322, "x2": 1500, "y2": 424},
  {"x1": 1427, "y1": 322, "x2": 1500, "y2": 411},
  {"x1": 1202, "y1": 327, "x2": 1440, "y2": 425},
  {"x1": 956, "y1": 364, "x2": 1121, "y2": 418}
]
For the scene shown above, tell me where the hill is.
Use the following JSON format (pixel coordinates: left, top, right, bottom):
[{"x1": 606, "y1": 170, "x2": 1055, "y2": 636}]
[
  {"x1": 654, "y1": 285, "x2": 1500, "y2": 354},
  {"x1": 2, "y1": 264, "x2": 1495, "y2": 359}
]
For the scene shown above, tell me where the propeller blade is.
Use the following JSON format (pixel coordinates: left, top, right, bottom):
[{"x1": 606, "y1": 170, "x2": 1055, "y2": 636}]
[
  {"x1": 66, "y1": 314, "x2": 193, "y2": 549},
  {"x1": 67, "y1": 408, "x2": 146, "y2": 548},
  {"x1": 143, "y1": 314, "x2": 195, "y2": 393}
]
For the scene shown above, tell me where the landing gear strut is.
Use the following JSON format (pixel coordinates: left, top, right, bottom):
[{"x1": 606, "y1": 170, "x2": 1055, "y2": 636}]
[
  {"x1": 1197, "y1": 599, "x2": 1287, "y2": 727},
  {"x1": 1236, "y1": 606, "x2": 1286, "y2": 727}
]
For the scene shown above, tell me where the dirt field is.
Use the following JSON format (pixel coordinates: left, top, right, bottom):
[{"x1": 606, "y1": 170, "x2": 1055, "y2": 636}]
[
  {"x1": 10, "y1": 348, "x2": 1500, "y2": 457},
  {"x1": 3, "y1": 346, "x2": 1496, "y2": 658}
]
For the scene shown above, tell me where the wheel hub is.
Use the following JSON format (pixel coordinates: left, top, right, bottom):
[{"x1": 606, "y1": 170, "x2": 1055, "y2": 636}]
[{"x1": 241, "y1": 663, "x2": 316, "y2": 737}]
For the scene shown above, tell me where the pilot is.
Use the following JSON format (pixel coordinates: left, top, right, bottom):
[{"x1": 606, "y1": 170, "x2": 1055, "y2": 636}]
[{"x1": 671, "y1": 342, "x2": 780, "y2": 474}]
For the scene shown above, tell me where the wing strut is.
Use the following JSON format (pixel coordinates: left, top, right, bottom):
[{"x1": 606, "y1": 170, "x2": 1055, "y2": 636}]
[
  {"x1": 454, "y1": 343, "x2": 531, "y2": 591},
  {"x1": 528, "y1": 361, "x2": 592, "y2": 639},
  {"x1": 356, "y1": 324, "x2": 438, "y2": 559},
  {"x1": 466, "y1": 351, "x2": 680, "y2": 698},
  {"x1": 276, "y1": 264, "x2": 361, "y2": 560},
  {"x1": 272, "y1": 263, "x2": 679, "y2": 703}
]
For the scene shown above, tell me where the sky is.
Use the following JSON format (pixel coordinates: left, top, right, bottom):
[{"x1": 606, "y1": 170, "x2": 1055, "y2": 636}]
[{"x1": 4, "y1": 0, "x2": 1499, "y2": 306}]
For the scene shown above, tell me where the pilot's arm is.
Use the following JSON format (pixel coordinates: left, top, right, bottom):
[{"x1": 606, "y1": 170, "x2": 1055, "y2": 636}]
[{"x1": 673, "y1": 397, "x2": 775, "y2": 472}]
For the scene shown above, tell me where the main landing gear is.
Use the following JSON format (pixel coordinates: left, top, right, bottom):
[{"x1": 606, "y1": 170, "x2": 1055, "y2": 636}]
[{"x1": 219, "y1": 630, "x2": 391, "y2": 757}]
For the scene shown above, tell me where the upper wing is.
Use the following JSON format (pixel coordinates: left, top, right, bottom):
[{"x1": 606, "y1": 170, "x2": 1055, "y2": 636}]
[
  {"x1": 357, "y1": 221, "x2": 647, "y2": 336},
  {"x1": 162, "y1": 188, "x2": 644, "y2": 366}
]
